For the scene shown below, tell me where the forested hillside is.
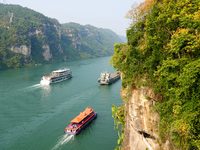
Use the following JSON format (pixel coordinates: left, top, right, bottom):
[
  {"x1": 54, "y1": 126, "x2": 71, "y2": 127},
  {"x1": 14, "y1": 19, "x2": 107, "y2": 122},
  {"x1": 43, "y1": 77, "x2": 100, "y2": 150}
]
[
  {"x1": 0, "y1": 4, "x2": 122, "y2": 69},
  {"x1": 61, "y1": 22, "x2": 122, "y2": 59},
  {"x1": 110, "y1": 0, "x2": 200, "y2": 149},
  {"x1": 0, "y1": 4, "x2": 61, "y2": 69}
]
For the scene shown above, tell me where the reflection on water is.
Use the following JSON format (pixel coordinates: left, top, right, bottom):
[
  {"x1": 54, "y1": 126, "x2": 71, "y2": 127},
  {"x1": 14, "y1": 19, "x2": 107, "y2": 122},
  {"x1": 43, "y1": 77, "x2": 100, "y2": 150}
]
[{"x1": 98, "y1": 84, "x2": 111, "y2": 93}]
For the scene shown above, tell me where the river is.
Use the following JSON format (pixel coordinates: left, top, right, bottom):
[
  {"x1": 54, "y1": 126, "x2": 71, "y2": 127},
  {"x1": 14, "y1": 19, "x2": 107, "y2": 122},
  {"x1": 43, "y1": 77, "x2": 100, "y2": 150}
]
[{"x1": 0, "y1": 56, "x2": 122, "y2": 150}]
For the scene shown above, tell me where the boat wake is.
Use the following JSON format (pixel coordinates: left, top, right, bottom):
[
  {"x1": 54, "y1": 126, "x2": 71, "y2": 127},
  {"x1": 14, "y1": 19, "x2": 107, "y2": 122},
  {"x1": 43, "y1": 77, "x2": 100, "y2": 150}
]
[
  {"x1": 24, "y1": 84, "x2": 50, "y2": 92},
  {"x1": 28, "y1": 84, "x2": 42, "y2": 88},
  {"x1": 51, "y1": 134, "x2": 74, "y2": 150},
  {"x1": 1, "y1": 84, "x2": 44, "y2": 98}
]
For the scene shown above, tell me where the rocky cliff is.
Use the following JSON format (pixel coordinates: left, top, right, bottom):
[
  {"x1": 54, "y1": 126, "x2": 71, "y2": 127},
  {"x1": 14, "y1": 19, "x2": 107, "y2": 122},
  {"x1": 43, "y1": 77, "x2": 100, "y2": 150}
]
[
  {"x1": 111, "y1": 0, "x2": 200, "y2": 149},
  {"x1": 121, "y1": 86, "x2": 171, "y2": 150}
]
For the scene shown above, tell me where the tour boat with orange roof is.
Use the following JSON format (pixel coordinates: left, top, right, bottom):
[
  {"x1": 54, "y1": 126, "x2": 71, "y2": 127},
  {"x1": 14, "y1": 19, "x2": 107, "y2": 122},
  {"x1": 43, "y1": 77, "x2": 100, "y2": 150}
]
[{"x1": 64, "y1": 107, "x2": 97, "y2": 135}]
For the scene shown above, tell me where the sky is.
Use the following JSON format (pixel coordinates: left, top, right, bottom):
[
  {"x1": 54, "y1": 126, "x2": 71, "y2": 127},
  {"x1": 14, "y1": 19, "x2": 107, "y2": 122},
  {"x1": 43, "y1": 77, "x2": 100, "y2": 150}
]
[{"x1": 4, "y1": 0, "x2": 144, "y2": 36}]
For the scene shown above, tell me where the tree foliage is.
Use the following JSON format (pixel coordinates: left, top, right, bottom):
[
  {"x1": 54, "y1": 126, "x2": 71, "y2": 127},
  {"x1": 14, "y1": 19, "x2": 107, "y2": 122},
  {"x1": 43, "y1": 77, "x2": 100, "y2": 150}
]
[
  {"x1": 110, "y1": 0, "x2": 200, "y2": 149},
  {"x1": 111, "y1": 104, "x2": 125, "y2": 150}
]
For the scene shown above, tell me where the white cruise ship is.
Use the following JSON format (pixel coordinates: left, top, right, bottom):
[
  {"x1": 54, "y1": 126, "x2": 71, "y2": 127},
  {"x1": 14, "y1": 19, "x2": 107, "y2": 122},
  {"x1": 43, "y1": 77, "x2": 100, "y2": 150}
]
[{"x1": 40, "y1": 69, "x2": 72, "y2": 85}]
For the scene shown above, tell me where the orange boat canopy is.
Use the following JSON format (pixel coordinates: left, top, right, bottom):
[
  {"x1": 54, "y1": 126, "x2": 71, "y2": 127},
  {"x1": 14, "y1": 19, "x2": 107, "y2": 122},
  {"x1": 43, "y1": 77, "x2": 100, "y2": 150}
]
[{"x1": 70, "y1": 108, "x2": 94, "y2": 123}]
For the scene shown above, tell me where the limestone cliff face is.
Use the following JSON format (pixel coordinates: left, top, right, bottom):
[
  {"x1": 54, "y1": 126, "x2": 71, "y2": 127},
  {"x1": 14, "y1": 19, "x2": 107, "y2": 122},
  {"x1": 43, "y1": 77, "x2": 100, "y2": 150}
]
[
  {"x1": 10, "y1": 45, "x2": 31, "y2": 56},
  {"x1": 42, "y1": 44, "x2": 52, "y2": 61},
  {"x1": 65, "y1": 28, "x2": 82, "y2": 50},
  {"x1": 54, "y1": 25, "x2": 61, "y2": 39},
  {"x1": 71, "y1": 34, "x2": 82, "y2": 50},
  {"x1": 28, "y1": 29, "x2": 43, "y2": 36},
  {"x1": 121, "y1": 86, "x2": 171, "y2": 150},
  {"x1": 58, "y1": 43, "x2": 63, "y2": 53}
]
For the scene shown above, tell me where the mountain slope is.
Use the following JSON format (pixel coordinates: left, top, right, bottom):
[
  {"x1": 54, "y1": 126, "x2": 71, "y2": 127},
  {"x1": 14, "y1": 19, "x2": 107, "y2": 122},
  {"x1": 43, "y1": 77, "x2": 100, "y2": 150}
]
[
  {"x1": 61, "y1": 22, "x2": 122, "y2": 59},
  {"x1": 0, "y1": 4, "x2": 122, "y2": 69}
]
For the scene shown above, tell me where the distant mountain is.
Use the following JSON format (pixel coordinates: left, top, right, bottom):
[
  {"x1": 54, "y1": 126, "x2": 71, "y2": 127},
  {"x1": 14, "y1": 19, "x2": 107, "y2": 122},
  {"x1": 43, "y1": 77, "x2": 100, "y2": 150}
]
[
  {"x1": 61, "y1": 22, "x2": 122, "y2": 59},
  {"x1": 0, "y1": 4, "x2": 122, "y2": 69},
  {"x1": 118, "y1": 35, "x2": 127, "y2": 43}
]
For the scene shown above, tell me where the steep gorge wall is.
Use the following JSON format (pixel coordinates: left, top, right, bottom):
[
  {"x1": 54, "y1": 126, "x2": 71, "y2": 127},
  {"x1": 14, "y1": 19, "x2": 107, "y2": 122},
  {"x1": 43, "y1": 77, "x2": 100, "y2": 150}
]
[
  {"x1": 121, "y1": 86, "x2": 171, "y2": 150},
  {"x1": 10, "y1": 45, "x2": 31, "y2": 56}
]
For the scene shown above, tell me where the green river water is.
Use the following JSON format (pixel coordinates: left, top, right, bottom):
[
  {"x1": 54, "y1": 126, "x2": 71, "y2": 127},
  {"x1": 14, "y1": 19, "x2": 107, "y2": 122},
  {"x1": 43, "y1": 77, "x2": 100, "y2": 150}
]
[{"x1": 0, "y1": 56, "x2": 122, "y2": 150}]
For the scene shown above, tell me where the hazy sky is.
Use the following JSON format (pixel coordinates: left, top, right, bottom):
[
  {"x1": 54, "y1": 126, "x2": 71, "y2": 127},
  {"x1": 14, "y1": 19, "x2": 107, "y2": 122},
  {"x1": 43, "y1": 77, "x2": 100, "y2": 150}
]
[{"x1": 5, "y1": 0, "x2": 144, "y2": 36}]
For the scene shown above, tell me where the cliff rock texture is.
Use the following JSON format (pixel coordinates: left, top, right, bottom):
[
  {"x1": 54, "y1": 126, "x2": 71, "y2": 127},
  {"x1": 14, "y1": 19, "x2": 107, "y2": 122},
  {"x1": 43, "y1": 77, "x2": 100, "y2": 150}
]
[
  {"x1": 42, "y1": 45, "x2": 52, "y2": 61},
  {"x1": 121, "y1": 86, "x2": 171, "y2": 150},
  {"x1": 10, "y1": 45, "x2": 31, "y2": 56}
]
